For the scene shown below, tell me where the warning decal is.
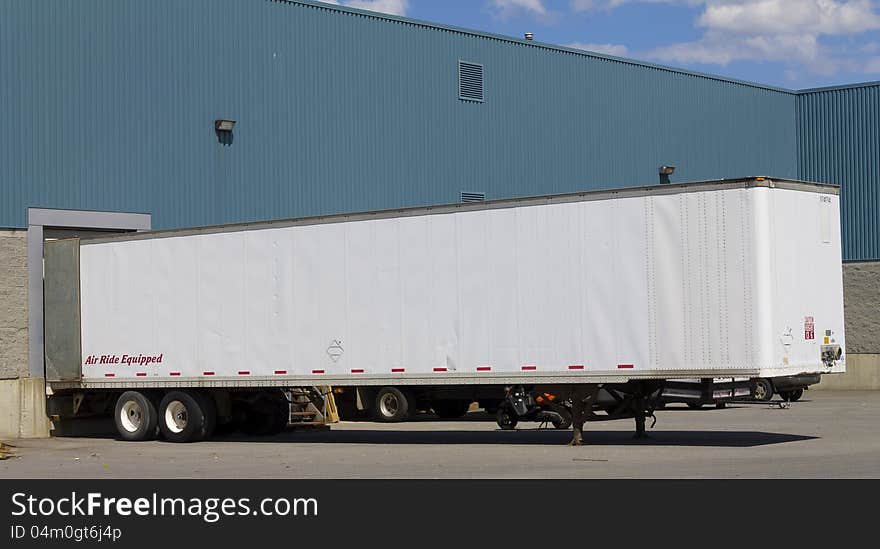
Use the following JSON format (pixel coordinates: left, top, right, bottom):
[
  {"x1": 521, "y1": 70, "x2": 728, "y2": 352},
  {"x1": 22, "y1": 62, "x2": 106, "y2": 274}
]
[{"x1": 804, "y1": 316, "x2": 815, "y2": 340}]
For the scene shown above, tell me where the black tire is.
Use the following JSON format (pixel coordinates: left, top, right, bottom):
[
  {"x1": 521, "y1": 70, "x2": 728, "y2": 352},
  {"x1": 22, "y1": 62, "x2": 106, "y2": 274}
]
[
  {"x1": 432, "y1": 400, "x2": 471, "y2": 419},
  {"x1": 496, "y1": 406, "x2": 518, "y2": 430},
  {"x1": 114, "y1": 391, "x2": 159, "y2": 441},
  {"x1": 778, "y1": 390, "x2": 792, "y2": 402},
  {"x1": 268, "y1": 393, "x2": 290, "y2": 434},
  {"x1": 158, "y1": 391, "x2": 208, "y2": 443},
  {"x1": 374, "y1": 387, "x2": 414, "y2": 422},
  {"x1": 753, "y1": 378, "x2": 774, "y2": 402},
  {"x1": 715, "y1": 402, "x2": 727, "y2": 409},
  {"x1": 687, "y1": 403, "x2": 704, "y2": 410},
  {"x1": 240, "y1": 404, "x2": 271, "y2": 436},
  {"x1": 789, "y1": 388, "x2": 804, "y2": 402},
  {"x1": 240, "y1": 392, "x2": 289, "y2": 436},
  {"x1": 550, "y1": 406, "x2": 572, "y2": 430},
  {"x1": 193, "y1": 391, "x2": 217, "y2": 441}
]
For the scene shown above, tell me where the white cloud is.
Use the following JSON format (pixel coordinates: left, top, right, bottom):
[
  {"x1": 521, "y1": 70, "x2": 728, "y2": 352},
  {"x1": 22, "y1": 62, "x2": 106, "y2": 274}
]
[
  {"x1": 489, "y1": 0, "x2": 549, "y2": 17},
  {"x1": 697, "y1": 0, "x2": 880, "y2": 36},
  {"x1": 566, "y1": 41, "x2": 630, "y2": 56},
  {"x1": 634, "y1": 1, "x2": 880, "y2": 77},
  {"x1": 319, "y1": 0, "x2": 409, "y2": 16}
]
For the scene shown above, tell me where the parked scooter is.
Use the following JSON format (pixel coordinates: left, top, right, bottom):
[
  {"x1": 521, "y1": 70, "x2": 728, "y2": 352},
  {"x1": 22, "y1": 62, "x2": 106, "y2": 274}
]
[{"x1": 496, "y1": 386, "x2": 572, "y2": 430}]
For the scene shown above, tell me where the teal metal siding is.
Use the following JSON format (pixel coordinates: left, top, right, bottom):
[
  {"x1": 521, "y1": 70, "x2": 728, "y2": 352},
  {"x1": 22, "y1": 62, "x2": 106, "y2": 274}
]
[
  {"x1": 797, "y1": 83, "x2": 880, "y2": 260},
  {"x1": 0, "y1": 0, "x2": 800, "y2": 233}
]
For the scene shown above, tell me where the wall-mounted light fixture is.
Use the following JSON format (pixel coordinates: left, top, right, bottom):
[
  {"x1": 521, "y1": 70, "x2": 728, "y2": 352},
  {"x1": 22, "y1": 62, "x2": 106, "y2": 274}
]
[
  {"x1": 659, "y1": 165, "x2": 675, "y2": 184},
  {"x1": 215, "y1": 119, "x2": 236, "y2": 145},
  {"x1": 215, "y1": 119, "x2": 236, "y2": 131}
]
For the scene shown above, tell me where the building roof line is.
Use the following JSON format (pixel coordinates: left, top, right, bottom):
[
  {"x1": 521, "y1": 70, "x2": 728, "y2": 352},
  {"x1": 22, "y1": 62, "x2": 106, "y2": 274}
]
[
  {"x1": 796, "y1": 80, "x2": 880, "y2": 95},
  {"x1": 278, "y1": 1, "x2": 880, "y2": 96},
  {"x1": 275, "y1": 0, "x2": 799, "y2": 94}
]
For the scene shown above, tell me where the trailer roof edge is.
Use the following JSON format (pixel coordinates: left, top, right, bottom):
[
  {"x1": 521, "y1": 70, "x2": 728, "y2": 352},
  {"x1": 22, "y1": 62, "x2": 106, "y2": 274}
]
[{"x1": 75, "y1": 177, "x2": 839, "y2": 245}]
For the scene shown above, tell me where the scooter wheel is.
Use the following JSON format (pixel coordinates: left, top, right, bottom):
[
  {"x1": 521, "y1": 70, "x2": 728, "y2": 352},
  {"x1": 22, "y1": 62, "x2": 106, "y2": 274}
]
[
  {"x1": 551, "y1": 408, "x2": 572, "y2": 430},
  {"x1": 496, "y1": 407, "x2": 518, "y2": 430}
]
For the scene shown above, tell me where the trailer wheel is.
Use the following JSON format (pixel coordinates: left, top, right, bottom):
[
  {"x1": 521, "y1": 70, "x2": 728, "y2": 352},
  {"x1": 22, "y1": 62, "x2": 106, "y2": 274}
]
[
  {"x1": 431, "y1": 400, "x2": 471, "y2": 419},
  {"x1": 240, "y1": 392, "x2": 289, "y2": 436},
  {"x1": 753, "y1": 378, "x2": 773, "y2": 402},
  {"x1": 789, "y1": 388, "x2": 804, "y2": 402},
  {"x1": 159, "y1": 391, "x2": 208, "y2": 443},
  {"x1": 193, "y1": 392, "x2": 217, "y2": 441},
  {"x1": 374, "y1": 387, "x2": 414, "y2": 422},
  {"x1": 496, "y1": 406, "x2": 518, "y2": 430},
  {"x1": 114, "y1": 391, "x2": 159, "y2": 441}
]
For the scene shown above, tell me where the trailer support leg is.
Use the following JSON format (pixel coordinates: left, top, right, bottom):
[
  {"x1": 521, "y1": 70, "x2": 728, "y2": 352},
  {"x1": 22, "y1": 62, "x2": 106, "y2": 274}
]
[
  {"x1": 569, "y1": 384, "x2": 600, "y2": 446},
  {"x1": 634, "y1": 399, "x2": 647, "y2": 439}
]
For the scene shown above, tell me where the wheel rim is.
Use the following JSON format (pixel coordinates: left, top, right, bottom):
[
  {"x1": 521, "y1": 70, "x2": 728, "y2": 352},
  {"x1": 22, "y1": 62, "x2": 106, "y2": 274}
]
[
  {"x1": 165, "y1": 400, "x2": 188, "y2": 433},
  {"x1": 120, "y1": 400, "x2": 143, "y2": 433},
  {"x1": 379, "y1": 393, "x2": 400, "y2": 417},
  {"x1": 754, "y1": 384, "x2": 767, "y2": 400}
]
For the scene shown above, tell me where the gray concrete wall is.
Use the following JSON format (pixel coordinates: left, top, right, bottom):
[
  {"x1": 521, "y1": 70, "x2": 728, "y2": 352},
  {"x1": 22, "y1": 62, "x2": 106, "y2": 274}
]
[
  {"x1": 815, "y1": 261, "x2": 879, "y2": 390},
  {"x1": 0, "y1": 229, "x2": 49, "y2": 438},
  {"x1": 842, "y1": 261, "x2": 880, "y2": 354},
  {"x1": 0, "y1": 229, "x2": 28, "y2": 380},
  {"x1": 816, "y1": 354, "x2": 880, "y2": 390}
]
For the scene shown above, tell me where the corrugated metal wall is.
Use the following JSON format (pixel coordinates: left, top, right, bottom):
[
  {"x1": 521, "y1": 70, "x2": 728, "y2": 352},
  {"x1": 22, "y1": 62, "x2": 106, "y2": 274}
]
[
  {"x1": 798, "y1": 83, "x2": 880, "y2": 261},
  {"x1": 0, "y1": 0, "x2": 799, "y2": 232}
]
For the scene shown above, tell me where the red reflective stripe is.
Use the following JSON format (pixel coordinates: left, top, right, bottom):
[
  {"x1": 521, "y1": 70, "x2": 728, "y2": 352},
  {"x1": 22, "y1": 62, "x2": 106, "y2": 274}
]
[
  {"x1": 568, "y1": 364, "x2": 585, "y2": 370},
  {"x1": 136, "y1": 372, "x2": 147, "y2": 377},
  {"x1": 274, "y1": 370, "x2": 287, "y2": 375},
  {"x1": 521, "y1": 365, "x2": 537, "y2": 371},
  {"x1": 617, "y1": 364, "x2": 634, "y2": 369},
  {"x1": 351, "y1": 369, "x2": 364, "y2": 373},
  {"x1": 433, "y1": 367, "x2": 447, "y2": 372},
  {"x1": 203, "y1": 371, "x2": 215, "y2": 376},
  {"x1": 477, "y1": 366, "x2": 491, "y2": 371},
  {"x1": 391, "y1": 368, "x2": 405, "y2": 373},
  {"x1": 169, "y1": 372, "x2": 181, "y2": 376},
  {"x1": 238, "y1": 371, "x2": 250, "y2": 375},
  {"x1": 104, "y1": 373, "x2": 115, "y2": 377},
  {"x1": 312, "y1": 369, "x2": 325, "y2": 374}
]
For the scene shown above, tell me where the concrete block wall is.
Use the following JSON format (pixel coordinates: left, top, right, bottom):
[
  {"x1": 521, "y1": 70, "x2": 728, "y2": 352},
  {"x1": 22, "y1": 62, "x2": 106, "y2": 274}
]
[
  {"x1": 816, "y1": 261, "x2": 880, "y2": 389},
  {"x1": 0, "y1": 229, "x2": 50, "y2": 438},
  {"x1": 0, "y1": 229, "x2": 28, "y2": 380}
]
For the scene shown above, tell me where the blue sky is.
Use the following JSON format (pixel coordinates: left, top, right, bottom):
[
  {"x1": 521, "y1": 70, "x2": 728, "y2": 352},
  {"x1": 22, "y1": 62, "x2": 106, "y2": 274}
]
[{"x1": 323, "y1": 0, "x2": 880, "y2": 89}]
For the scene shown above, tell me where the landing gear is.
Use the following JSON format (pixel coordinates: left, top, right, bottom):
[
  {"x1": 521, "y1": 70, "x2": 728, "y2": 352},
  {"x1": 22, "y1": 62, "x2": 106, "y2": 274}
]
[{"x1": 567, "y1": 385, "x2": 600, "y2": 446}]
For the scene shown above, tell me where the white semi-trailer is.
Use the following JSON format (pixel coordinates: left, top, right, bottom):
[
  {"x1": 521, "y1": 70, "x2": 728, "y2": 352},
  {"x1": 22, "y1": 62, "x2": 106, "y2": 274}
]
[{"x1": 43, "y1": 177, "x2": 846, "y2": 443}]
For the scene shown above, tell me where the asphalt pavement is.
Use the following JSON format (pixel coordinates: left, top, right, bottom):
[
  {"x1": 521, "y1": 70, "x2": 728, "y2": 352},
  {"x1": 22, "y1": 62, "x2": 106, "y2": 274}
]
[{"x1": 1, "y1": 391, "x2": 877, "y2": 478}]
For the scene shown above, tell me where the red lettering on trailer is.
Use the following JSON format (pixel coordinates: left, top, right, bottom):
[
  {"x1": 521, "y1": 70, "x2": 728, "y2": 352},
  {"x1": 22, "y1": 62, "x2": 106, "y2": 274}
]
[
  {"x1": 521, "y1": 365, "x2": 537, "y2": 371},
  {"x1": 274, "y1": 370, "x2": 287, "y2": 375},
  {"x1": 477, "y1": 366, "x2": 491, "y2": 371},
  {"x1": 391, "y1": 368, "x2": 405, "y2": 373},
  {"x1": 568, "y1": 365, "x2": 585, "y2": 370},
  {"x1": 351, "y1": 368, "x2": 364, "y2": 373},
  {"x1": 169, "y1": 372, "x2": 181, "y2": 376},
  {"x1": 312, "y1": 369, "x2": 325, "y2": 374},
  {"x1": 433, "y1": 367, "x2": 448, "y2": 372},
  {"x1": 617, "y1": 364, "x2": 634, "y2": 369},
  {"x1": 238, "y1": 371, "x2": 250, "y2": 375}
]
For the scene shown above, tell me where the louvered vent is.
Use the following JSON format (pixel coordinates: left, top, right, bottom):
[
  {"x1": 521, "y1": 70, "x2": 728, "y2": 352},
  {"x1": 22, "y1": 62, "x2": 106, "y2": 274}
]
[
  {"x1": 460, "y1": 191, "x2": 486, "y2": 203},
  {"x1": 458, "y1": 61, "x2": 484, "y2": 102}
]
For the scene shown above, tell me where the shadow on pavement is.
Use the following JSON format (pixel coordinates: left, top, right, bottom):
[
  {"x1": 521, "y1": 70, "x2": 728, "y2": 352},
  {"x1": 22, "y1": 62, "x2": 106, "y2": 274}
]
[{"x1": 215, "y1": 429, "x2": 816, "y2": 447}]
